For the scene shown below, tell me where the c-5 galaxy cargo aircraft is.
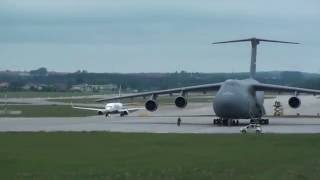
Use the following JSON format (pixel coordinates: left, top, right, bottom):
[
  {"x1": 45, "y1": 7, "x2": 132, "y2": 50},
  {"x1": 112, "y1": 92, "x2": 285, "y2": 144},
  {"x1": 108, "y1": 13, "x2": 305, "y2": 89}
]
[{"x1": 97, "y1": 38, "x2": 320, "y2": 126}]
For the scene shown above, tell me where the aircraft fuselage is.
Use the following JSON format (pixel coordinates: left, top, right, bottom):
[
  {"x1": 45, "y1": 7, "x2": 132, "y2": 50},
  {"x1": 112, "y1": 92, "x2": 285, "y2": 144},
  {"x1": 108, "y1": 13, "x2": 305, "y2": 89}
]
[{"x1": 213, "y1": 79, "x2": 265, "y2": 119}]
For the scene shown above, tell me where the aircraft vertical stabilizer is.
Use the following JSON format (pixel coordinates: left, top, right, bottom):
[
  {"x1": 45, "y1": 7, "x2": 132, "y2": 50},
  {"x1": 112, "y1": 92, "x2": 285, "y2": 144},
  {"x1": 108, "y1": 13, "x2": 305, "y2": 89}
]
[{"x1": 212, "y1": 38, "x2": 299, "y2": 79}]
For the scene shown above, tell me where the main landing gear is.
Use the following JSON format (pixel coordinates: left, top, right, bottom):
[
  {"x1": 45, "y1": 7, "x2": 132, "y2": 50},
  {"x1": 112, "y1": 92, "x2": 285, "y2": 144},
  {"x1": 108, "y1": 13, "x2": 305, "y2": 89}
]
[
  {"x1": 120, "y1": 111, "x2": 128, "y2": 117},
  {"x1": 213, "y1": 118, "x2": 239, "y2": 126},
  {"x1": 213, "y1": 118, "x2": 270, "y2": 126},
  {"x1": 250, "y1": 118, "x2": 269, "y2": 125}
]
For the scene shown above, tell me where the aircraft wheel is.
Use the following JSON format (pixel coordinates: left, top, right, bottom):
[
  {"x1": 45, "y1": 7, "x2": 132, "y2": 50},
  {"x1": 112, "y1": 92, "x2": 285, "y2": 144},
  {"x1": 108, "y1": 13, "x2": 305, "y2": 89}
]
[
  {"x1": 260, "y1": 119, "x2": 268, "y2": 125},
  {"x1": 232, "y1": 120, "x2": 236, "y2": 125},
  {"x1": 222, "y1": 119, "x2": 228, "y2": 126}
]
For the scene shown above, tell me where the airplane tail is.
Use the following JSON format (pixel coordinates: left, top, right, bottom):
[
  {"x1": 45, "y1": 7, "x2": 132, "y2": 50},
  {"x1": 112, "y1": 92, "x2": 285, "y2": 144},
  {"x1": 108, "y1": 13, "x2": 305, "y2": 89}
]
[
  {"x1": 118, "y1": 85, "x2": 122, "y2": 97},
  {"x1": 118, "y1": 85, "x2": 122, "y2": 103},
  {"x1": 212, "y1": 37, "x2": 299, "y2": 79},
  {"x1": 3, "y1": 94, "x2": 7, "y2": 112}
]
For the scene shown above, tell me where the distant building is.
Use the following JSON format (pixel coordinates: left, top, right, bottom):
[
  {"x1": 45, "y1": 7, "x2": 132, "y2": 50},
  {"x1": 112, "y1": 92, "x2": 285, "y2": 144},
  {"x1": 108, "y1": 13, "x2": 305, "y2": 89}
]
[
  {"x1": 70, "y1": 84, "x2": 117, "y2": 92},
  {"x1": 22, "y1": 83, "x2": 33, "y2": 90},
  {"x1": 0, "y1": 82, "x2": 9, "y2": 89},
  {"x1": 22, "y1": 83, "x2": 47, "y2": 91},
  {"x1": 17, "y1": 71, "x2": 31, "y2": 76},
  {"x1": 91, "y1": 84, "x2": 117, "y2": 91},
  {"x1": 54, "y1": 83, "x2": 68, "y2": 91},
  {"x1": 70, "y1": 84, "x2": 90, "y2": 92}
]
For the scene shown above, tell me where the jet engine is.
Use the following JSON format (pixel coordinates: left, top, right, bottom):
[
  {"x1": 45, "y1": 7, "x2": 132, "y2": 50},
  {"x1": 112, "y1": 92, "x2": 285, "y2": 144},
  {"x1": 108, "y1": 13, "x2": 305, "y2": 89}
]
[
  {"x1": 288, "y1": 96, "x2": 301, "y2": 108},
  {"x1": 175, "y1": 96, "x2": 188, "y2": 108},
  {"x1": 120, "y1": 111, "x2": 128, "y2": 117},
  {"x1": 98, "y1": 111, "x2": 104, "y2": 115},
  {"x1": 145, "y1": 99, "x2": 158, "y2": 112}
]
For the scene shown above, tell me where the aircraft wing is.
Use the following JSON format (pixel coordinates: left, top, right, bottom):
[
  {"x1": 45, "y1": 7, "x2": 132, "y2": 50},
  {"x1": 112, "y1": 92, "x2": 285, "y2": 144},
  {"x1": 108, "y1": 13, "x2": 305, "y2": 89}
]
[
  {"x1": 96, "y1": 83, "x2": 222, "y2": 102},
  {"x1": 253, "y1": 83, "x2": 320, "y2": 95},
  {"x1": 126, "y1": 107, "x2": 145, "y2": 113},
  {"x1": 72, "y1": 106, "x2": 105, "y2": 112}
]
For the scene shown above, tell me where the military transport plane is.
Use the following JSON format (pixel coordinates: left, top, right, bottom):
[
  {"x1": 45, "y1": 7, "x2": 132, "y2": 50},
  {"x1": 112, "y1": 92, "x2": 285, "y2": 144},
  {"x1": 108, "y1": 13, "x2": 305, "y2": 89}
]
[
  {"x1": 97, "y1": 38, "x2": 320, "y2": 125},
  {"x1": 72, "y1": 102, "x2": 144, "y2": 117}
]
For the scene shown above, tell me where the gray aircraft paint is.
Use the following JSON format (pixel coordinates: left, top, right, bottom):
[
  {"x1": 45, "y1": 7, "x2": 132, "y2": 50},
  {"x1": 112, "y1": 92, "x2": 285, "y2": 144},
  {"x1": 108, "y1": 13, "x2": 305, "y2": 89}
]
[
  {"x1": 213, "y1": 78, "x2": 264, "y2": 119},
  {"x1": 97, "y1": 38, "x2": 320, "y2": 120},
  {"x1": 211, "y1": 38, "x2": 298, "y2": 119}
]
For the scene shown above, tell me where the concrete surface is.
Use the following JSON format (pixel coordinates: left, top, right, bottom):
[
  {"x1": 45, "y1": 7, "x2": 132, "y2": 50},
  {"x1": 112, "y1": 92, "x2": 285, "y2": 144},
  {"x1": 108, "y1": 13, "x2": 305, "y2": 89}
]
[{"x1": 1, "y1": 95, "x2": 320, "y2": 133}]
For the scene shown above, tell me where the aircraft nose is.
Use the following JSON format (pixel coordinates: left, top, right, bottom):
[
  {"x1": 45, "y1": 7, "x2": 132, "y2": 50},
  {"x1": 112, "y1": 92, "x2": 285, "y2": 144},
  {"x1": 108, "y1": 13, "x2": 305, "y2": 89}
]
[
  {"x1": 213, "y1": 93, "x2": 248, "y2": 118},
  {"x1": 219, "y1": 97, "x2": 240, "y2": 111}
]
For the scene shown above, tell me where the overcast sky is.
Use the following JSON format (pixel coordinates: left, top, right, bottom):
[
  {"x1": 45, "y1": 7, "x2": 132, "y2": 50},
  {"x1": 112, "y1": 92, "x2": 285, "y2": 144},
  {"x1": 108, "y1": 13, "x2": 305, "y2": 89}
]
[{"x1": 0, "y1": 0, "x2": 319, "y2": 73}]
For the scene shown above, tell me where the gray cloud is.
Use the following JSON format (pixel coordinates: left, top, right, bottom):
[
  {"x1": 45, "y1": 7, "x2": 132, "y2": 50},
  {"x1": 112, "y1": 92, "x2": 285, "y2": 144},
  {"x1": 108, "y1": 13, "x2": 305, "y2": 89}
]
[{"x1": 0, "y1": 0, "x2": 319, "y2": 73}]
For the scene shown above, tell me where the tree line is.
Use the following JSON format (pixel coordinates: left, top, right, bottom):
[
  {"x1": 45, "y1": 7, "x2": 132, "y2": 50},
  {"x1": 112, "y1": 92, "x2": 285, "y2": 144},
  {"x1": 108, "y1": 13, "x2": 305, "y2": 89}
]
[{"x1": 1, "y1": 68, "x2": 320, "y2": 92}]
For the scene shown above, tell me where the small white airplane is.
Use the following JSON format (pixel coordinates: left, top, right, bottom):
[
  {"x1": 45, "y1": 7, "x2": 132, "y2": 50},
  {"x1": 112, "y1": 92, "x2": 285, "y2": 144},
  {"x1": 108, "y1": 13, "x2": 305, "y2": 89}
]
[
  {"x1": 72, "y1": 102, "x2": 144, "y2": 117},
  {"x1": 72, "y1": 86, "x2": 144, "y2": 117}
]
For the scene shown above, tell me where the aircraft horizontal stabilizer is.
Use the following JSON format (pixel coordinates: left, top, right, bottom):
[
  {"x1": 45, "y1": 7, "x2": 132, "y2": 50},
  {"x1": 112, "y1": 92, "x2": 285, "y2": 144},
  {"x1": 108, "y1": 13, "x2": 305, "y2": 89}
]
[
  {"x1": 212, "y1": 37, "x2": 299, "y2": 79},
  {"x1": 212, "y1": 37, "x2": 299, "y2": 44}
]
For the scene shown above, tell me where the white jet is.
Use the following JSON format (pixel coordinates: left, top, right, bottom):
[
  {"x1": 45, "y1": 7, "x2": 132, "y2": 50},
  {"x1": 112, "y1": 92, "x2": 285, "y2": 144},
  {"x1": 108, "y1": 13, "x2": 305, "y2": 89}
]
[{"x1": 72, "y1": 102, "x2": 144, "y2": 117}]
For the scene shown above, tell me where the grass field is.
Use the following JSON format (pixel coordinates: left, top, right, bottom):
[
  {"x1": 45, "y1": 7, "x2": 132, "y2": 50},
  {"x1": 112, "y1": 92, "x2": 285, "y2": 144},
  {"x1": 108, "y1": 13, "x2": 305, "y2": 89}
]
[
  {"x1": 0, "y1": 102, "x2": 29, "y2": 105},
  {"x1": 47, "y1": 97, "x2": 101, "y2": 104},
  {"x1": 0, "y1": 132, "x2": 319, "y2": 180},
  {"x1": 0, "y1": 91, "x2": 112, "y2": 98},
  {"x1": 0, "y1": 105, "x2": 97, "y2": 117}
]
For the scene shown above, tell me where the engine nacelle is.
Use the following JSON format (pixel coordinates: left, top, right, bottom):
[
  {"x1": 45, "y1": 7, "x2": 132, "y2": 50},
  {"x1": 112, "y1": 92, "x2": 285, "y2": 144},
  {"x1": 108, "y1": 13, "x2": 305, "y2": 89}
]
[
  {"x1": 98, "y1": 111, "x2": 104, "y2": 115},
  {"x1": 145, "y1": 99, "x2": 158, "y2": 112},
  {"x1": 120, "y1": 111, "x2": 129, "y2": 117},
  {"x1": 288, "y1": 96, "x2": 301, "y2": 108},
  {"x1": 175, "y1": 96, "x2": 188, "y2": 108}
]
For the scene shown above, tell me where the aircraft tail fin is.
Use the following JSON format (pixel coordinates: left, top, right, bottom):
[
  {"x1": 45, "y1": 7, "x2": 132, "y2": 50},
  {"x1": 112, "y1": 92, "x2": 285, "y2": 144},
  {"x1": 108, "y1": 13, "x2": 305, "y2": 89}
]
[
  {"x1": 212, "y1": 37, "x2": 299, "y2": 79},
  {"x1": 118, "y1": 85, "x2": 122, "y2": 97},
  {"x1": 118, "y1": 85, "x2": 122, "y2": 103}
]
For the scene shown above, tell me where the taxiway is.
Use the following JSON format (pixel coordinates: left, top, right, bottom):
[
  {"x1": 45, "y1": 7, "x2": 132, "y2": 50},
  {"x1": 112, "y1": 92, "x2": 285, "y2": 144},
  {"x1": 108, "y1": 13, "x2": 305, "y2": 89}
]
[{"x1": 1, "y1": 95, "x2": 320, "y2": 133}]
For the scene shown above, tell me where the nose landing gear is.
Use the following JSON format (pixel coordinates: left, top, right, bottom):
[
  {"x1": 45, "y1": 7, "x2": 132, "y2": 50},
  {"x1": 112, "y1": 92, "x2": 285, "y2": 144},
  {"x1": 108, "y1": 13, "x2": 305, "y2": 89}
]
[
  {"x1": 250, "y1": 118, "x2": 269, "y2": 125},
  {"x1": 105, "y1": 113, "x2": 110, "y2": 118},
  {"x1": 213, "y1": 118, "x2": 239, "y2": 126}
]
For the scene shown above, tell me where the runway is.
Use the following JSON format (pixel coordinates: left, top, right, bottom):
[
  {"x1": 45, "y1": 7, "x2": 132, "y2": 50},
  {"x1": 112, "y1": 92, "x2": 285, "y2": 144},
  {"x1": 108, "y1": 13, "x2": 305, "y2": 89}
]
[
  {"x1": 1, "y1": 95, "x2": 320, "y2": 133},
  {"x1": 1, "y1": 116, "x2": 320, "y2": 133}
]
